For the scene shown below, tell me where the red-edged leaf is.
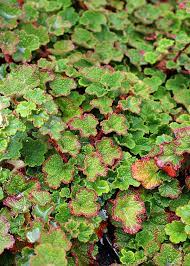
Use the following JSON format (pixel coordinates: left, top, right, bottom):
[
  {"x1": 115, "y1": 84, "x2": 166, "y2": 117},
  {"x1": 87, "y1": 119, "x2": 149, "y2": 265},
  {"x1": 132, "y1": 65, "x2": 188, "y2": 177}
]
[
  {"x1": 131, "y1": 158, "x2": 164, "y2": 189},
  {"x1": 112, "y1": 191, "x2": 146, "y2": 234}
]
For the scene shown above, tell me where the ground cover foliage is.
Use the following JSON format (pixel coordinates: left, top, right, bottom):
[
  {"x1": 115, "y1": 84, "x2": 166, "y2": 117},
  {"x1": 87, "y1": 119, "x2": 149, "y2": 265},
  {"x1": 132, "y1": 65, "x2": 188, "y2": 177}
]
[{"x1": 0, "y1": 0, "x2": 190, "y2": 265}]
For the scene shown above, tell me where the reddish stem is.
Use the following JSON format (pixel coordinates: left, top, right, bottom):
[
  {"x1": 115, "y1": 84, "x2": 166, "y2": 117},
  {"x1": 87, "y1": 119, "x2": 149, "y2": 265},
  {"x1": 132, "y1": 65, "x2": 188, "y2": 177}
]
[
  {"x1": 48, "y1": 138, "x2": 68, "y2": 163},
  {"x1": 17, "y1": 0, "x2": 24, "y2": 7},
  {"x1": 173, "y1": 42, "x2": 190, "y2": 62},
  {"x1": 89, "y1": 130, "x2": 104, "y2": 146},
  {"x1": 4, "y1": 54, "x2": 13, "y2": 63}
]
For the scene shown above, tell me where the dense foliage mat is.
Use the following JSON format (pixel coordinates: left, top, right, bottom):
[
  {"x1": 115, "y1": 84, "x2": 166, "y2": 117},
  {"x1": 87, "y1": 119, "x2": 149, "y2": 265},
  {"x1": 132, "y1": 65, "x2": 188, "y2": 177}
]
[{"x1": 0, "y1": 0, "x2": 190, "y2": 265}]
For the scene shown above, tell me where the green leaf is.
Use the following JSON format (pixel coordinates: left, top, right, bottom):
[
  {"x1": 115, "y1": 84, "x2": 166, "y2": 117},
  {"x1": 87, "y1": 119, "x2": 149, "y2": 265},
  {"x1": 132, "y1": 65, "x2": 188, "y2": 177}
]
[
  {"x1": 21, "y1": 24, "x2": 49, "y2": 46},
  {"x1": 59, "y1": 7, "x2": 79, "y2": 29},
  {"x1": 108, "y1": 11, "x2": 130, "y2": 30},
  {"x1": 30, "y1": 190, "x2": 51, "y2": 207},
  {"x1": 51, "y1": 40, "x2": 74, "y2": 55},
  {"x1": 0, "y1": 216, "x2": 15, "y2": 255},
  {"x1": 158, "y1": 179, "x2": 181, "y2": 199},
  {"x1": 22, "y1": 3, "x2": 39, "y2": 22},
  {"x1": 55, "y1": 202, "x2": 71, "y2": 224},
  {"x1": 184, "y1": 254, "x2": 190, "y2": 266},
  {"x1": 57, "y1": 131, "x2": 81, "y2": 157},
  {"x1": 5, "y1": 173, "x2": 27, "y2": 195},
  {"x1": 32, "y1": 205, "x2": 54, "y2": 223},
  {"x1": 89, "y1": 179, "x2": 110, "y2": 196},
  {"x1": 173, "y1": 88, "x2": 190, "y2": 112},
  {"x1": 16, "y1": 101, "x2": 36, "y2": 118},
  {"x1": 43, "y1": 154, "x2": 75, "y2": 188},
  {"x1": 83, "y1": 152, "x2": 107, "y2": 182},
  {"x1": 0, "y1": 31, "x2": 19, "y2": 54},
  {"x1": 165, "y1": 221, "x2": 187, "y2": 244},
  {"x1": 135, "y1": 222, "x2": 166, "y2": 257},
  {"x1": 40, "y1": 228, "x2": 71, "y2": 251},
  {"x1": 69, "y1": 114, "x2": 98, "y2": 137},
  {"x1": 30, "y1": 244, "x2": 67, "y2": 266},
  {"x1": 156, "y1": 38, "x2": 175, "y2": 53},
  {"x1": 47, "y1": 15, "x2": 67, "y2": 36},
  {"x1": 120, "y1": 249, "x2": 147, "y2": 266},
  {"x1": 69, "y1": 188, "x2": 100, "y2": 218},
  {"x1": 126, "y1": 0, "x2": 146, "y2": 13},
  {"x1": 144, "y1": 51, "x2": 159, "y2": 64},
  {"x1": 0, "y1": 3, "x2": 22, "y2": 29},
  {"x1": 100, "y1": 71, "x2": 124, "y2": 88},
  {"x1": 176, "y1": 202, "x2": 190, "y2": 225},
  {"x1": 112, "y1": 191, "x2": 146, "y2": 234},
  {"x1": 96, "y1": 137, "x2": 122, "y2": 166},
  {"x1": 64, "y1": 217, "x2": 94, "y2": 243},
  {"x1": 174, "y1": 127, "x2": 190, "y2": 155},
  {"x1": 101, "y1": 114, "x2": 128, "y2": 135},
  {"x1": 56, "y1": 92, "x2": 85, "y2": 123},
  {"x1": 132, "y1": 158, "x2": 164, "y2": 189},
  {"x1": 155, "y1": 142, "x2": 183, "y2": 175},
  {"x1": 49, "y1": 75, "x2": 76, "y2": 97},
  {"x1": 24, "y1": 88, "x2": 47, "y2": 105},
  {"x1": 90, "y1": 97, "x2": 113, "y2": 115},
  {"x1": 13, "y1": 30, "x2": 40, "y2": 62},
  {"x1": 112, "y1": 153, "x2": 140, "y2": 191},
  {"x1": 26, "y1": 228, "x2": 41, "y2": 244},
  {"x1": 0, "y1": 132, "x2": 26, "y2": 161},
  {"x1": 3, "y1": 196, "x2": 31, "y2": 214},
  {"x1": 72, "y1": 27, "x2": 97, "y2": 48},
  {"x1": 118, "y1": 96, "x2": 142, "y2": 114},
  {"x1": 60, "y1": 187, "x2": 70, "y2": 198},
  {"x1": 0, "y1": 64, "x2": 40, "y2": 96},
  {"x1": 80, "y1": 10, "x2": 106, "y2": 32},
  {"x1": 86, "y1": 83, "x2": 107, "y2": 97},
  {"x1": 80, "y1": 67, "x2": 104, "y2": 83},
  {"x1": 153, "y1": 244, "x2": 182, "y2": 266},
  {"x1": 39, "y1": 116, "x2": 66, "y2": 140}
]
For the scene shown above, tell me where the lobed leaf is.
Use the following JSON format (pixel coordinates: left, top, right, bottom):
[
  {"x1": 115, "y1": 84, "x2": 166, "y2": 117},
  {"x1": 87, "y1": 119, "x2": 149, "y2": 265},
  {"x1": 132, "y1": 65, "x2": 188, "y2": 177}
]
[
  {"x1": 155, "y1": 142, "x2": 183, "y2": 177},
  {"x1": 153, "y1": 244, "x2": 182, "y2": 266},
  {"x1": 69, "y1": 188, "x2": 100, "y2": 218},
  {"x1": 43, "y1": 154, "x2": 75, "y2": 188},
  {"x1": 132, "y1": 158, "x2": 164, "y2": 189},
  {"x1": 0, "y1": 216, "x2": 15, "y2": 255},
  {"x1": 0, "y1": 65, "x2": 40, "y2": 96},
  {"x1": 96, "y1": 137, "x2": 122, "y2": 167},
  {"x1": 176, "y1": 202, "x2": 190, "y2": 225},
  {"x1": 112, "y1": 191, "x2": 146, "y2": 234},
  {"x1": 101, "y1": 114, "x2": 128, "y2": 136},
  {"x1": 68, "y1": 114, "x2": 98, "y2": 137},
  {"x1": 83, "y1": 152, "x2": 108, "y2": 182},
  {"x1": 165, "y1": 221, "x2": 187, "y2": 244},
  {"x1": 30, "y1": 244, "x2": 67, "y2": 266},
  {"x1": 57, "y1": 131, "x2": 81, "y2": 157}
]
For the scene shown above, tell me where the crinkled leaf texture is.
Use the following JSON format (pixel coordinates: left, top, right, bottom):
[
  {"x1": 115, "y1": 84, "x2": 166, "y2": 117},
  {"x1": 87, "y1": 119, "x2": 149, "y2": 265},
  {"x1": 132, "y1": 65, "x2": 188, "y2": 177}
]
[
  {"x1": 176, "y1": 202, "x2": 190, "y2": 226},
  {"x1": 43, "y1": 154, "x2": 75, "y2": 188},
  {"x1": 96, "y1": 137, "x2": 122, "y2": 166},
  {"x1": 69, "y1": 188, "x2": 100, "y2": 218},
  {"x1": 83, "y1": 152, "x2": 108, "y2": 182},
  {"x1": 0, "y1": 216, "x2": 15, "y2": 255},
  {"x1": 112, "y1": 191, "x2": 146, "y2": 234},
  {"x1": 101, "y1": 113, "x2": 128, "y2": 135},
  {"x1": 30, "y1": 244, "x2": 67, "y2": 266},
  {"x1": 0, "y1": 65, "x2": 39, "y2": 96},
  {"x1": 1, "y1": 0, "x2": 190, "y2": 264},
  {"x1": 153, "y1": 244, "x2": 182, "y2": 266},
  {"x1": 68, "y1": 114, "x2": 98, "y2": 137},
  {"x1": 132, "y1": 158, "x2": 164, "y2": 189},
  {"x1": 165, "y1": 221, "x2": 187, "y2": 244}
]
